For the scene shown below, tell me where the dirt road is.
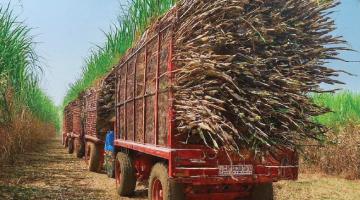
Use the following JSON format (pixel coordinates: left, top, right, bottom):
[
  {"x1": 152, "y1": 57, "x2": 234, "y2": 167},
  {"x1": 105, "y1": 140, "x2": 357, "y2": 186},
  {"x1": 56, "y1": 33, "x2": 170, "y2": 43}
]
[
  {"x1": 1, "y1": 137, "x2": 360, "y2": 200},
  {"x1": 0, "y1": 138, "x2": 145, "y2": 200}
]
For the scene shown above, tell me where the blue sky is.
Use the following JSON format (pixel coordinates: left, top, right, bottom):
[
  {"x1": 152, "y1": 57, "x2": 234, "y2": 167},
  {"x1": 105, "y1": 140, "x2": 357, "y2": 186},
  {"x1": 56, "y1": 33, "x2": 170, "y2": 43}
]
[
  {"x1": 1, "y1": 1, "x2": 360, "y2": 105},
  {"x1": 327, "y1": 0, "x2": 360, "y2": 92}
]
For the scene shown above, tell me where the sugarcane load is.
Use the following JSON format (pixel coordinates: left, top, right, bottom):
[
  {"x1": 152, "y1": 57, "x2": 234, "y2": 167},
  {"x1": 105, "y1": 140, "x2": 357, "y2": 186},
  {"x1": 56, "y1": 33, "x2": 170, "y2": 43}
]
[
  {"x1": 173, "y1": 0, "x2": 347, "y2": 154},
  {"x1": 61, "y1": 0, "x2": 348, "y2": 199}
]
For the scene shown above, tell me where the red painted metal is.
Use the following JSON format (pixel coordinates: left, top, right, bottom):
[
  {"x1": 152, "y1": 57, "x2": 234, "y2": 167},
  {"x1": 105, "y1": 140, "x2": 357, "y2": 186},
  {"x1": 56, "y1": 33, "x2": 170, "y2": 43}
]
[
  {"x1": 83, "y1": 89, "x2": 98, "y2": 138},
  {"x1": 133, "y1": 56, "x2": 137, "y2": 142},
  {"x1": 63, "y1": 99, "x2": 84, "y2": 149},
  {"x1": 167, "y1": 26, "x2": 175, "y2": 177},
  {"x1": 124, "y1": 63, "x2": 128, "y2": 141},
  {"x1": 114, "y1": 140, "x2": 171, "y2": 159},
  {"x1": 143, "y1": 45, "x2": 148, "y2": 144},
  {"x1": 115, "y1": 73, "x2": 119, "y2": 139},
  {"x1": 154, "y1": 33, "x2": 161, "y2": 146},
  {"x1": 172, "y1": 166, "x2": 298, "y2": 184},
  {"x1": 187, "y1": 192, "x2": 248, "y2": 200},
  {"x1": 116, "y1": 74, "x2": 124, "y2": 141},
  {"x1": 115, "y1": 137, "x2": 298, "y2": 183},
  {"x1": 185, "y1": 184, "x2": 250, "y2": 200},
  {"x1": 152, "y1": 179, "x2": 163, "y2": 200},
  {"x1": 167, "y1": 27, "x2": 175, "y2": 148},
  {"x1": 134, "y1": 154, "x2": 153, "y2": 181}
]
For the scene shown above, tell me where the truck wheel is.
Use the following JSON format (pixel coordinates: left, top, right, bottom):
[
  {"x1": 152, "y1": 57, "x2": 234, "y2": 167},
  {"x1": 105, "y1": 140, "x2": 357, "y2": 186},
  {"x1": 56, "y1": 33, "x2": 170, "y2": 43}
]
[
  {"x1": 68, "y1": 138, "x2": 74, "y2": 154},
  {"x1": 148, "y1": 163, "x2": 184, "y2": 200},
  {"x1": 86, "y1": 142, "x2": 100, "y2": 172},
  {"x1": 64, "y1": 137, "x2": 68, "y2": 148},
  {"x1": 62, "y1": 135, "x2": 66, "y2": 147},
  {"x1": 73, "y1": 138, "x2": 79, "y2": 157},
  {"x1": 250, "y1": 183, "x2": 274, "y2": 200},
  {"x1": 77, "y1": 139, "x2": 85, "y2": 158},
  {"x1": 115, "y1": 152, "x2": 136, "y2": 196},
  {"x1": 74, "y1": 138, "x2": 84, "y2": 158}
]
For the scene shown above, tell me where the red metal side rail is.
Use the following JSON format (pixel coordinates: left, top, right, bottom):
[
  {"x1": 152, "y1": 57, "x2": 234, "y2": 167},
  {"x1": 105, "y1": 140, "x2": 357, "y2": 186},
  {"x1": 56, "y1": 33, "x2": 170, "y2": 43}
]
[{"x1": 115, "y1": 23, "x2": 173, "y2": 147}]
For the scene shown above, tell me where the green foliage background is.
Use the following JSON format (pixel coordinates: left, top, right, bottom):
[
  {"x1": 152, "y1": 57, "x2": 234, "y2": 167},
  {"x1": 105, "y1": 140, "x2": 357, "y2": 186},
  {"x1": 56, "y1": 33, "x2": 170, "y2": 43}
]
[
  {"x1": 0, "y1": 5, "x2": 59, "y2": 131},
  {"x1": 313, "y1": 92, "x2": 360, "y2": 128}
]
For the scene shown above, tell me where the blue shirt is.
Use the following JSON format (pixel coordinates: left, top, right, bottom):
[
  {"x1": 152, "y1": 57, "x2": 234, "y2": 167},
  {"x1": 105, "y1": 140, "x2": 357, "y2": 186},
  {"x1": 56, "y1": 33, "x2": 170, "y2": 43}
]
[{"x1": 104, "y1": 131, "x2": 114, "y2": 152}]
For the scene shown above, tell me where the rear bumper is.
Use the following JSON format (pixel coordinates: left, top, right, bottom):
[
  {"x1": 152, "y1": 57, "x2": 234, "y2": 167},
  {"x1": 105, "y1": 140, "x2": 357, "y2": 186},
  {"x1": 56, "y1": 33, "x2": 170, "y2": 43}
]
[
  {"x1": 171, "y1": 148, "x2": 298, "y2": 184},
  {"x1": 172, "y1": 165, "x2": 298, "y2": 185},
  {"x1": 171, "y1": 166, "x2": 298, "y2": 200}
]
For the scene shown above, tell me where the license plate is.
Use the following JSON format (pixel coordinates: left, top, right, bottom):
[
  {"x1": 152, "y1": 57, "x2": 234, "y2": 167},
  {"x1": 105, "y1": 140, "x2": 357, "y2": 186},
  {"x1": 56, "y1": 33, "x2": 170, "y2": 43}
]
[{"x1": 219, "y1": 165, "x2": 253, "y2": 176}]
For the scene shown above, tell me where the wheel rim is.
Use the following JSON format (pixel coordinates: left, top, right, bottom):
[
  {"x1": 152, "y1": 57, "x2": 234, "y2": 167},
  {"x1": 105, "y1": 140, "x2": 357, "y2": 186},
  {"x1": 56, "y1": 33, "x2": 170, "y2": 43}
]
[
  {"x1": 152, "y1": 179, "x2": 163, "y2": 200},
  {"x1": 115, "y1": 158, "x2": 121, "y2": 187}
]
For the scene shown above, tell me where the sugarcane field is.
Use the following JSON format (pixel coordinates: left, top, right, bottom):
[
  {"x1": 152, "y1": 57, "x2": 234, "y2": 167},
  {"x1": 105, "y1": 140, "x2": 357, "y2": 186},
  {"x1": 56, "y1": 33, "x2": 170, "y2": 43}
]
[{"x1": 0, "y1": 0, "x2": 360, "y2": 200}]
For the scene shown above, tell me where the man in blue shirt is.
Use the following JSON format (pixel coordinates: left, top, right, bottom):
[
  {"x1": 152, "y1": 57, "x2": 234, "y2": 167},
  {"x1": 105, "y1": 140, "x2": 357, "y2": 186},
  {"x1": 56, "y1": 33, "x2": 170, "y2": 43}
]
[{"x1": 105, "y1": 130, "x2": 114, "y2": 152}]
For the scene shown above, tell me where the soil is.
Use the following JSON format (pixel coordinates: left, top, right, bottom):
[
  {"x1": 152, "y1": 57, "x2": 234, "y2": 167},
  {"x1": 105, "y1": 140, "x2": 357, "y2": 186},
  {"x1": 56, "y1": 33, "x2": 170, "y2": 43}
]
[
  {"x1": 0, "y1": 137, "x2": 146, "y2": 200},
  {"x1": 275, "y1": 173, "x2": 360, "y2": 200},
  {"x1": 1, "y1": 137, "x2": 360, "y2": 200}
]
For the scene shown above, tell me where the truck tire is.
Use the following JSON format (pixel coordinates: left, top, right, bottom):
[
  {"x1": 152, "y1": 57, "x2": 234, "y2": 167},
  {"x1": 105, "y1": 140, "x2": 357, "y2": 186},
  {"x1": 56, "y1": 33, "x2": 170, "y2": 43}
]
[
  {"x1": 74, "y1": 138, "x2": 85, "y2": 158},
  {"x1": 73, "y1": 138, "x2": 80, "y2": 157},
  {"x1": 250, "y1": 183, "x2": 274, "y2": 200},
  {"x1": 62, "y1": 136, "x2": 66, "y2": 147},
  {"x1": 77, "y1": 139, "x2": 85, "y2": 158},
  {"x1": 115, "y1": 152, "x2": 136, "y2": 196},
  {"x1": 148, "y1": 163, "x2": 184, "y2": 200},
  {"x1": 68, "y1": 138, "x2": 74, "y2": 154},
  {"x1": 64, "y1": 137, "x2": 68, "y2": 148},
  {"x1": 86, "y1": 142, "x2": 101, "y2": 172}
]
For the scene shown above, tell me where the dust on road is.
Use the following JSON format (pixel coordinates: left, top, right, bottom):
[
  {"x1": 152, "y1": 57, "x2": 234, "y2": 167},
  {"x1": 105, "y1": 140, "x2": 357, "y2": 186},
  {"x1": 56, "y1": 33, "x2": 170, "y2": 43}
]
[{"x1": 0, "y1": 138, "x2": 146, "y2": 200}]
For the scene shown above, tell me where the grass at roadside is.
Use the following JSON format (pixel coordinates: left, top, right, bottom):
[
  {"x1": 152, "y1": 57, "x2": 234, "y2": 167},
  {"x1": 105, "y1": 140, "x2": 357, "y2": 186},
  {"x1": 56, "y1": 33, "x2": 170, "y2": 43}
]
[
  {"x1": 0, "y1": 4, "x2": 59, "y2": 163},
  {"x1": 305, "y1": 92, "x2": 360, "y2": 179},
  {"x1": 275, "y1": 173, "x2": 360, "y2": 200},
  {"x1": 313, "y1": 92, "x2": 360, "y2": 128}
]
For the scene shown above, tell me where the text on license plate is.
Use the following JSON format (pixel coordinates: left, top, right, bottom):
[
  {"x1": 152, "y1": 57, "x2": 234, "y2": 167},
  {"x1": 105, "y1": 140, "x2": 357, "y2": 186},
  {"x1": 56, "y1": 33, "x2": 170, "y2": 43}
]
[{"x1": 218, "y1": 165, "x2": 253, "y2": 176}]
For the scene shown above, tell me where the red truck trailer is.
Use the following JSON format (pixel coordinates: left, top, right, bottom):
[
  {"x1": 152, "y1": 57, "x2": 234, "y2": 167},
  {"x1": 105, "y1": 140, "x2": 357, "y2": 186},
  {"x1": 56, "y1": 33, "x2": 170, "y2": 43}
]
[
  {"x1": 62, "y1": 86, "x2": 106, "y2": 172},
  {"x1": 62, "y1": 105, "x2": 72, "y2": 147},
  {"x1": 83, "y1": 86, "x2": 105, "y2": 172},
  {"x1": 63, "y1": 99, "x2": 84, "y2": 158},
  {"x1": 111, "y1": 9, "x2": 299, "y2": 200},
  {"x1": 82, "y1": 75, "x2": 116, "y2": 172}
]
